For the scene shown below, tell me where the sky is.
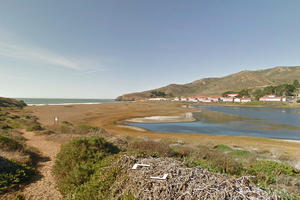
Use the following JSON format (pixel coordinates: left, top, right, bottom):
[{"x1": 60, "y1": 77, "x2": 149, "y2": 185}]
[{"x1": 1, "y1": 1, "x2": 300, "y2": 98}]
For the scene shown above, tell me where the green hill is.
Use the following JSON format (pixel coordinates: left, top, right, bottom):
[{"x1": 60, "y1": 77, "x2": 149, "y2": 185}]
[{"x1": 116, "y1": 66, "x2": 300, "y2": 100}]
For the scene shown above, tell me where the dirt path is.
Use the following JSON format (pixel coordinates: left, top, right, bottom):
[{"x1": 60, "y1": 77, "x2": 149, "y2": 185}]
[{"x1": 22, "y1": 131, "x2": 63, "y2": 200}]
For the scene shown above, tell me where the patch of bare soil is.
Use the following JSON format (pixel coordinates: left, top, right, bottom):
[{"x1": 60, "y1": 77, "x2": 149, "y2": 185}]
[
  {"x1": 112, "y1": 155, "x2": 277, "y2": 199},
  {"x1": 21, "y1": 131, "x2": 62, "y2": 200}
]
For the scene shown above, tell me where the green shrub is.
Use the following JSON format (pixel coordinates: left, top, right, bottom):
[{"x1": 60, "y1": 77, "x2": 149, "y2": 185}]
[
  {"x1": 214, "y1": 144, "x2": 232, "y2": 152},
  {"x1": 26, "y1": 123, "x2": 42, "y2": 131},
  {"x1": 62, "y1": 121, "x2": 73, "y2": 127},
  {"x1": 0, "y1": 156, "x2": 34, "y2": 193},
  {"x1": 229, "y1": 150, "x2": 251, "y2": 158},
  {"x1": 297, "y1": 99, "x2": 300, "y2": 103},
  {"x1": 0, "y1": 97, "x2": 26, "y2": 108},
  {"x1": 187, "y1": 150, "x2": 243, "y2": 175},
  {"x1": 75, "y1": 124, "x2": 100, "y2": 134},
  {"x1": 69, "y1": 155, "x2": 123, "y2": 200},
  {"x1": 247, "y1": 160, "x2": 296, "y2": 185},
  {"x1": 129, "y1": 140, "x2": 177, "y2": 157},
  {"x1": 54, "y1": 137, "x2": 120, "y2": 198},
  {"x1": 0, "y1": 134, "x2": 24, "y2": 152}
]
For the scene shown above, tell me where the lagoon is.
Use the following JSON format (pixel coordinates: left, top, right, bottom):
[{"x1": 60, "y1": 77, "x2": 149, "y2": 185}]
[{"x1": 126, "y1": 105, "x2": 300, "y2": 140}]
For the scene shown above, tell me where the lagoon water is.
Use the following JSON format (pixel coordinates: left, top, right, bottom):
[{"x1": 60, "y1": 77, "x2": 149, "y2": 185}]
[
  {"x1": 127, "y1": 105, "x2": 300, "y2": 140},
  {"x1": 17, "y1": 98, "x2": 114, "y2": 106}
]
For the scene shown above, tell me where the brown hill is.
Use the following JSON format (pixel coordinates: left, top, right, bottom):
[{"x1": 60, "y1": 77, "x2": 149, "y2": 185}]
[{"x1": 116, "y1": 66, "x2": 300, "y2": 100}]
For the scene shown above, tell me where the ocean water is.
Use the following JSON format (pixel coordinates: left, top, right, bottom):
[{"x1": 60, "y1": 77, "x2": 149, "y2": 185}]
[
  {"x1": 16, "y1": 98, "x2": 114, "y2": 106},
  {"x1": 126, "y1": 105, "x2": 300, "y2": 140}
]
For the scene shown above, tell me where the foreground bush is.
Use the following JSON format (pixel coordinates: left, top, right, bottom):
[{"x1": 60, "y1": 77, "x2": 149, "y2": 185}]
[
  {"x1": 0, "y1": 156, "x2": 34, "y2": 193},
  {"x1": 0, "y1": 134, "x2": 24, "y2": 152},
  {"x1": 247, "y1": 160, "x2": 297, "y2": 185},
  {"x1": 54, "y1": 137, "x2": 120, "y2": 199}
]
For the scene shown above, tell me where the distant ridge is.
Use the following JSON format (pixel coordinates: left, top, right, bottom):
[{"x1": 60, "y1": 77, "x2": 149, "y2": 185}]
[{"x1": 116, "y1": 66, "x2": 300, "y2": 101}]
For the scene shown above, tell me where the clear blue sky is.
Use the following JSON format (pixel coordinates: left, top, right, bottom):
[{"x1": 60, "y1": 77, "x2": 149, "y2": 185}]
[{"x1": 1, "y1": 1, "x2": 300, "y2": 98}]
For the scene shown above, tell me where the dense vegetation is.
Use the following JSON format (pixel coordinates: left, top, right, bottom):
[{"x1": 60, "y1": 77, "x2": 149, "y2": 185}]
[
  {"x1": 54, "y1": 137, "x2": 122, "y2": 199},
  {"x1": 222, "y1": 80, "x2": 300, "y2": 100},
  {"x1": 150, "y1": 91, "x2": 167, "y2": 98},
  {"x1": 0, "y1": 98, "x2": 40, "y2": 195},
  {"x1": 0, "y1": 97, "x2": 26, "y2": 108}
]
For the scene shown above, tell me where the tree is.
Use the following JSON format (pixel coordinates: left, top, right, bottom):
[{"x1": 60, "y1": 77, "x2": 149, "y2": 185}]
[
  {"x1": 293, "y1": 80, "x2": 300, "y2": 88},
  {"x1": 150, "y1": 91, "x2": 166, "y2": 98},
  {"x1": 237, "y1": 89, "x2": 250, "y2": 98},
  {"x1": 253, "y1": 89, "x2": 263, "y2": 100}
]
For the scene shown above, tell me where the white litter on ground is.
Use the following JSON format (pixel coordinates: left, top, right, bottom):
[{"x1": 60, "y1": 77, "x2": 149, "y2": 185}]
[
  {"x1": 150, "y1": 174, "x2": 168, "y2": 180},
  {"x1": 132, "y1": 164, "x2": 150, "y2": 170}
]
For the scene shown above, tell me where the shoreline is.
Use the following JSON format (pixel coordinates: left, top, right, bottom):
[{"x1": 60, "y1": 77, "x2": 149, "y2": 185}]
[{"x1": 124, "y1": 112, "x2": 196, "y2": 123}]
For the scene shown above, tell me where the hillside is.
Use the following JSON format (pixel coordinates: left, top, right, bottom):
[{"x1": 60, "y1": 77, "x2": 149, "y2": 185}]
[
  {"x1": 0, "y1": 97, "x2": 26, "y2": 108},
  {"x1": 116, "y1": 66, "x2": 300, "y2": 101}
]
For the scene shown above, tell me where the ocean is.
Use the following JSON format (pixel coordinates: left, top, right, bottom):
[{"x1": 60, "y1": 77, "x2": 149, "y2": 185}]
[{"x1": 16, "y1": 98, "x2": 115, "y2": 106}]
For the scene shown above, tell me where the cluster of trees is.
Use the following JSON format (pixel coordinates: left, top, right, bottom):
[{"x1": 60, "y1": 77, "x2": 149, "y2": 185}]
[
  {"x1": 150, "y1": 91, "x2": 167, "y2": 98},
  {"x1": 253, "y1": 80, "x2": 300, "y2": 100},
  {"x1": 223, "y1": 80, "x2": 300, "y2": 100}
]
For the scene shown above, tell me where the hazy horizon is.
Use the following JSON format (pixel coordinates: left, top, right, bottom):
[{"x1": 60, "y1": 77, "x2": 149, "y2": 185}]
[{"x1": 1, "y1": 1, "x2": 300, "y2": 98}]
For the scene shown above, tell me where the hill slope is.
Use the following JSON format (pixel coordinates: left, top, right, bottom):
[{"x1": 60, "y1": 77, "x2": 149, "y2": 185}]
[{"x1": 116, "y1": 66, "x2": 300, "y2": 100}]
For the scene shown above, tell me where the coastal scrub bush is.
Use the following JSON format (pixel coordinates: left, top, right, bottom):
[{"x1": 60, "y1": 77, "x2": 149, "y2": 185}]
[
  {"x1": 0, "y1": 156, "x2": 34, "y2": 193},
  {"x1": 229, "y1": 150, "x2": 251, "y2": 158},
  {"x1": 214, "y1": 144, "x2": 232, "y2": 152},
  {"x1": 297, "y1": 99, "x2": 300, "y2": 103},
  {"x1": 0, "y1": 134, "x2": 24, "y2": 152},
  {"x1": 75, "y1": 124, "x2": 100, "y2": 134},
  {"x1": 247, "y1": 160, "x2": 296, "y2": 185},
  {"x1": 129, "y1": 140, "x2": 177, "y2": 157},
  {"x1": 26, "y1": 123, "x2": 42, "y2": 132},
  {"x1": 54, "y1": 137, "x2": 120, "y2": 198},
  {"x1": 68, "y1": 154, "x2": 124, "y2": 200},
  {"x1": 0, "y1": 97, "x2": 26, "y2": 108}
]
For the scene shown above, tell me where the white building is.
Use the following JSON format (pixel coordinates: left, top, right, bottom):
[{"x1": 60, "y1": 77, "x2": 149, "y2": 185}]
[
  {"x1": 222, "y1": 97, "x2": 234, "y2": 102},
  {"x1": 188, "y1": 97, "x2": 198, "y2": 102},
  {"x1": 208, "y1": 96, "x2": 221, "y2": 102},
  {"x1": 180, "y1": 97, "x2": 188, "y2": 101},
  {"x1": 149, "y1": 98, "x2": 167, "y2": 101},
  {"x1": 234, "y1": 98, "x2": 241, "y2": 103},
  {"x1": 227, "y1": 93, "x2": 239, "y2": 97},
  {"x1": 241, "y1": 98, "x2": 251, "y2": 103},
  {"x1": 259, "y1": 96, "x2": 282, "y2": 102},
  {"x1": 173, "y1": 97, "x2": 180, "y2": 101}
]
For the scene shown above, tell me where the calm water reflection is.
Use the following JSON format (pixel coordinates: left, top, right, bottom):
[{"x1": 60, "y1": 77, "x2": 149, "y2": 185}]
[{"x1": 126, "y1": 105, "x2": 300, "y2": 140}]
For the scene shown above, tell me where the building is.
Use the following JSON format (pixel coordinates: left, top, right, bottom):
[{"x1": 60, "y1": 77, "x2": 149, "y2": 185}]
[
  {"x1": 241, "y1": 98, "x2": 252, "y2": 103},
  {"x1": 222, "y1": 97, "x2": 234, "y2": 102},
  {"x1": 234, "y1": 98, "x2": 241, "y2": 103},
  {"x1": 196, "y1": 96, "x2": 207, "y2": 102},
  {"x1": 259, "y1": 95, "x2": 282, "y2": 102},
  {"x1": 173, "y1": 97, "x2": 180, "y2": 101},
  {"x1": 227, "y1": 93, "x2": 239, "y2": 97},
  {"x1": 202, "y1": 99, "x2": 212, "y2": 103},
  {"x1": 188, "y1": 97, "x2": 198, "y2": 102},
  {"x1": 208, "y1": 96, "x2": 221, "y2": 102},
  {"x1": 180, "y1": 97, "x2": 188, "y2": 101},
  {"x1": 149, "y1": 98, "x2": 167, "y2": 101}
]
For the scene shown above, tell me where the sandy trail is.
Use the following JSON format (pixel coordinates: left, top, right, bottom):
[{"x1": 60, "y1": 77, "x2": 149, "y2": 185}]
[{"x1": 21, "y1": 131, "x2": 62, "y2": 200}]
